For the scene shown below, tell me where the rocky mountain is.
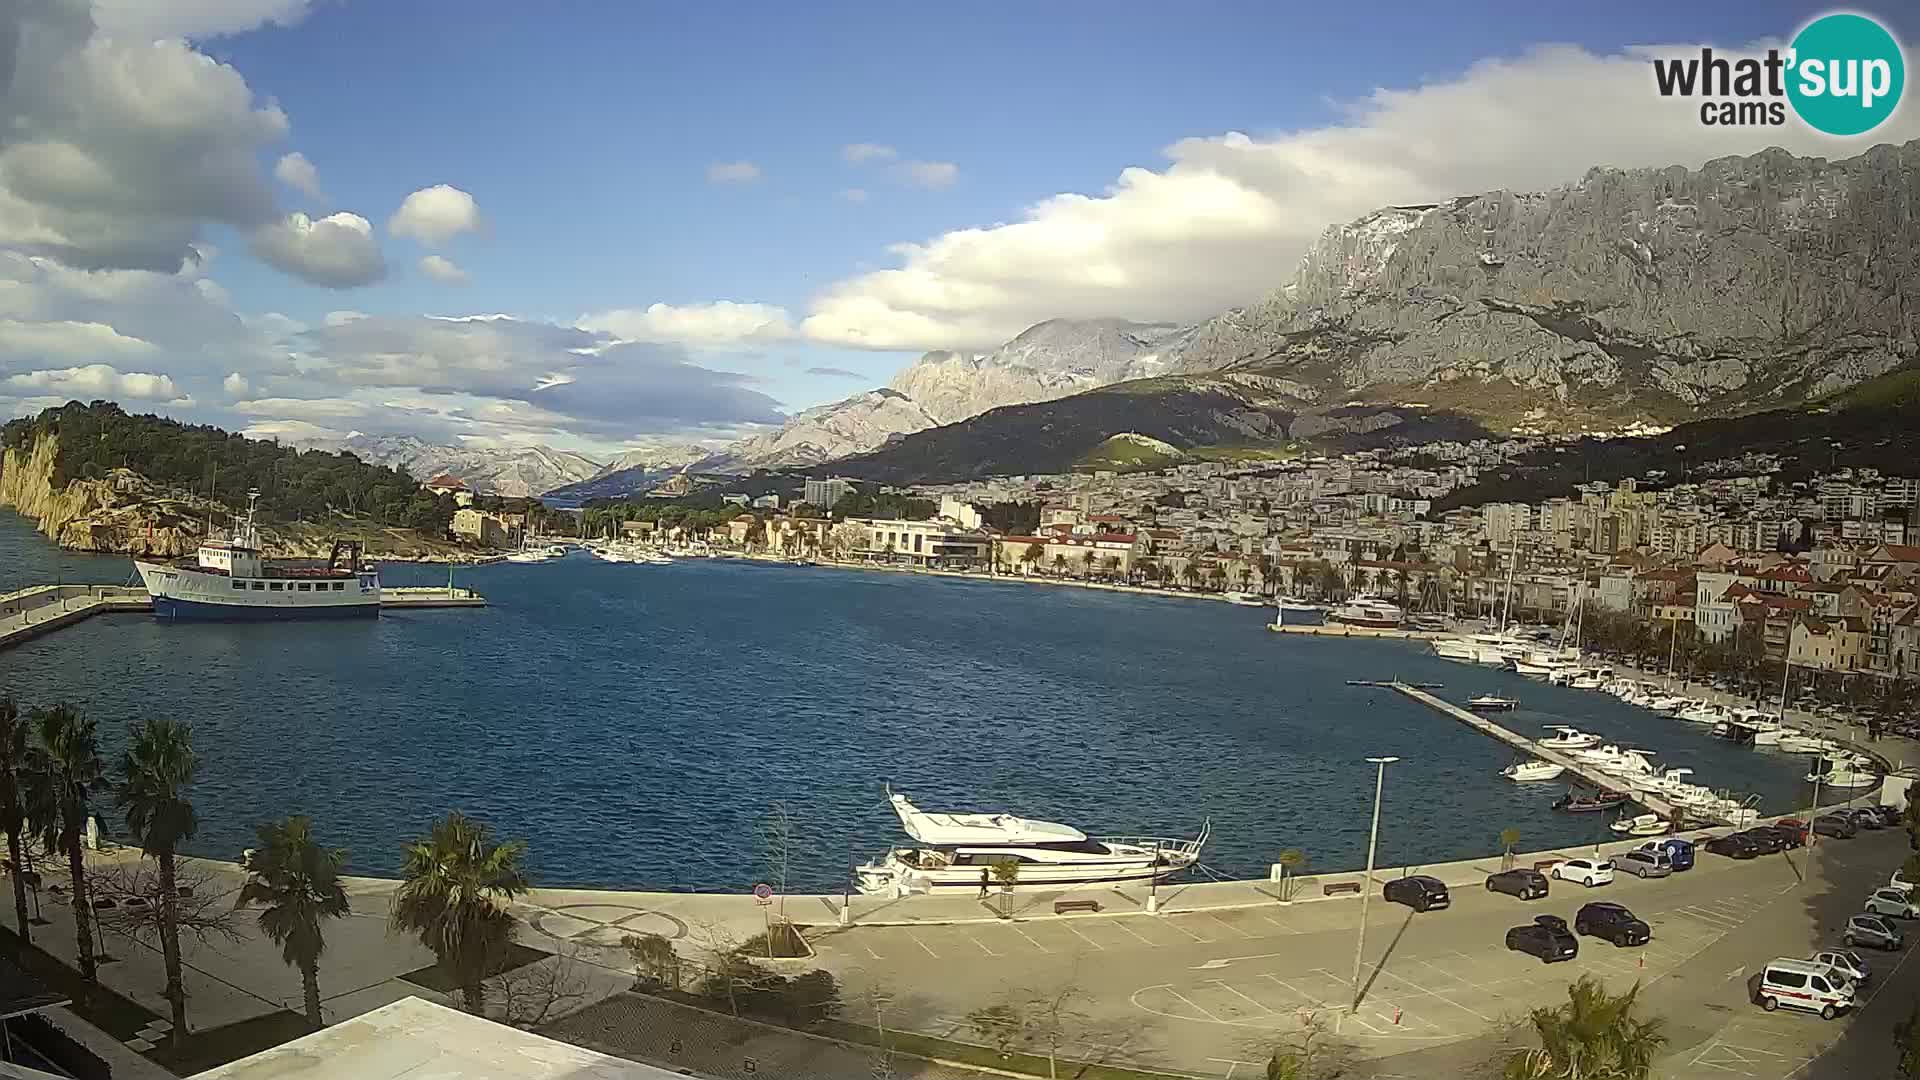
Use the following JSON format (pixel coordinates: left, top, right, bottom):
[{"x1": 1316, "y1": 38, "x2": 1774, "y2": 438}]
[
  {"x1": 328, "y1": 435, "x2": 604, "y2": 497},
  {"x1": 891, "y1": 318, "x2": 1187, "y2": 424},
  {"x1": 590, "y1": 443, "x2": 710, "y2": 479},
  {"x1": 834, "y1": 140, "x2": 1920, "y2": 483},
  {"x1": 695, "y1": 388, "x2": 942, "y2": 473},
  {"x1": 1166, "y1": 140, "x2": 1920, "y2": 430}
]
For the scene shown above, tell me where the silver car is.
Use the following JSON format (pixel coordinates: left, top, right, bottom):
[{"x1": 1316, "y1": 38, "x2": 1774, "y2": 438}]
[
  {"x1": 1845, "y1": 914, "x2": 1905, "y2": 951},
  {"x1": 1813, "y1": 948, "x2": 1871, "y2": 985},
  {"x1": 1864, "y1": 888, "x2": 1920, "y2": 919},
  {"x1": 1613, "y1": 850, "x2": 1673, "y2": 879}
]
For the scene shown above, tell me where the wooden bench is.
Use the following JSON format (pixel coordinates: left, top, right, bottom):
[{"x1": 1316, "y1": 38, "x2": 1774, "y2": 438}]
[
  {"x1": 1053, "y1": 899, "x2": 1101, "y2": 915},
  {"x1": 1322, "y1": 882, "x2": 1363, "y2": 897}
]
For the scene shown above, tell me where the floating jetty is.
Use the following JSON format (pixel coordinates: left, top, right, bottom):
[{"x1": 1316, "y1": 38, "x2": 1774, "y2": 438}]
[
  {"x1": 1269, "y1": 623, "x2": 1440, "y2": 640},
  {"x1": 1347, "y1": 679, "x2": 1444, "y2": 689},
  {"x1": 1, "y1": 582, "x2": 484, "y2": 652},
  {"x1": 1386, "y1": 680, "x2": 1683, "y2": 820}
]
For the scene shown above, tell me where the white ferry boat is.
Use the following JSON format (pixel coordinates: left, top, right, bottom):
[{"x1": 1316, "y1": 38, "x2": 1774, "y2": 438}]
[
  {"x1": 854, "y1": 791, "x2": 1207, "y2": 895},
  {"x1": 133, "y1": 491, "x2": 380, "y2": 620},
  {"x1": 1327, "y1": 595, "x2": 1404, "y2": 628}
]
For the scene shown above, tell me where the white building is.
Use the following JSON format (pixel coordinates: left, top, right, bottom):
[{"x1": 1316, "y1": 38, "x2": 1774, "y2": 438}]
[{"x1": 802, "y1": 477, "x2": 853, "y2": 509}]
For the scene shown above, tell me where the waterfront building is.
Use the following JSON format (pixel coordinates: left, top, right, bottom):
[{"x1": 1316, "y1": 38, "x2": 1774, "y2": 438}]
[
  {"x1": 451, "y1": 508, "x2": 512, "y2": 548},
  {"x1": 850, "y1": 518, "x2": 992, "y2": 568},
  {"x1": 803, "y1": 477, "x2": 853, "y2": 509}
]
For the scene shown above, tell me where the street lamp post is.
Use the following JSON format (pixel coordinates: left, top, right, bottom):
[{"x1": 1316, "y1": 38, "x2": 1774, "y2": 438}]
[{"x1": 1350, "y1": 755, "x2": 1399, "y2": 1013}]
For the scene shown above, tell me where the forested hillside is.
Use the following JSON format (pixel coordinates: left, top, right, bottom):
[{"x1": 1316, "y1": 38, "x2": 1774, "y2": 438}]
[{"x1": 0, "y1": 401, "x2": 453, "y2": 532}]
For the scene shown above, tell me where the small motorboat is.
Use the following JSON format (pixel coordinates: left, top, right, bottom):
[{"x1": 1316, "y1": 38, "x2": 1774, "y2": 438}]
[
  {"x1": 1807, "y1": 754, "x2": 1880, "y2": 789},
  {"x1": 1609, "y1": 813, "x2": 1670, "y2": 836},
  {"x1": 1468, "y1": 695, "x2": 1518, "y2": 712},
  {"x1": 1553, "y1": 788, "x2": 1629, "y2": 813},
  {"x1": 1224, "y1": 591, "x2": 1265, "y2": 607},
  {"x1": 1502, "y1": 760, "x2": 1566, "y2": 783},
  {"x1": 1539, "y1": 725, "x2": 1602, "y2": 750}
]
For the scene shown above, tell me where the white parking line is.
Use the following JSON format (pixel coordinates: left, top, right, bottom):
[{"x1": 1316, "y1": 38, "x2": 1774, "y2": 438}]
[
  {"x1": 1061, "y1": 921, "x2": 1107, "y2": 951},
  {"x1": 959, "y1": 930, "x2": 1000, "y2": 956},
  {"x1": 905, "y1": 930, "x2": 940, "y2": 958},
  {"x1": 1161, "y1": 917, "x2": 1212, "y2": 943},
  {"x1": 1163, "y1": 987, "x2": 1225, "y2": 1023},
  {"x1": 1256, "y1": 910, "x2": 1300, "y2": 933},
  {"x1": 1011, "y1": 925, "x2": 1053, "y2": 953},
  {"x1": 1211, "y1": 980, "x2": 1275, "y2": 1014},
  {"x1": 1362, "y1": 966, "x2": 1493, "y2": 1023},
  {"x1": 1409, "y1": 956, "x2": 1497, "y2": 998},
  {"x1": 1204, "y1": 911, "x2": 1257, "y2": 939},
  {"x1": 1111, "y1": 919, "x2": 1160, "y2": 947},
  {"x1": 1261, "y1": 973, "x2": 1319, "y2": 1005}
]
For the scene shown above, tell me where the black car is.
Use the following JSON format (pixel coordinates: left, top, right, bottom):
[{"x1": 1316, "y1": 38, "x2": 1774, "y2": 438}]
[
  {"x1": 1574, "y1": 902, "x2": 1651, "y2": 947},
  {"x1": 1735, "y1": 828, "x2": 1789, "y2": 855},
  {"x1": 1704, "y1": 834, "x2": 1762, "y2": 859},
  {"x1": 1745, "y1": 825, "x2": 1803, "y2": 850},
  {"x1": 1486, "y1": 869, "x2": 1549, "y2": 900},
  {"x1": 1384, "y1": 875, "x2": 1451, "y2": 912},
  {"x1": 1506, "y1": 914, "x2": 1579, "y2": 963},
  {"x1": 1812, "y1": 814, "x2": 1859, "y2": 839}
]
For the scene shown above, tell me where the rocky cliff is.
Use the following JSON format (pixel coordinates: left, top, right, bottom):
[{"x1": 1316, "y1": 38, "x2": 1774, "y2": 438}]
[
  {"x1": 0, "y1": 433, "x2": 462, "y2": 560},
  {"x1": 1168, "y1": 141, "x2": 1920, "y2": 429},
  {"x1": 891, "y1": 318, "x2": 1187, "y2": 424},
  {"x1": 694, "y1": 388, "x2": 943, "y2": 473}
]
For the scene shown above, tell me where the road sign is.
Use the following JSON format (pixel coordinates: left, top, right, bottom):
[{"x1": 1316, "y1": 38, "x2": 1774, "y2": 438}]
[{"x1": 753, "y1": 883, "x2": 774, "y2": 905}]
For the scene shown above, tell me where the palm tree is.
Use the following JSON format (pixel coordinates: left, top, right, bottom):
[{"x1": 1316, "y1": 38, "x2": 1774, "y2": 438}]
[
  {"x1": 1024, "y1": 542, "x2": 1045, "y2": 573},
  {"x1": 236, "y1": 817, "x2": 351, "y2": 1029},
  {"x1": 390, "y1": 811, "x2": 530, "y2": 1014},
  {"x1": 0, "y1": 700, "x2": 31, "y2": 950},
  {"x1": 1504, "y1": 975, "x2": 1666, "y2": 1080},
  {"x1": 117, "y1": 719, "x2": 199, "y2": 1044},
  {"x1": 1051, "y1": 553, "x2": 1067, "y2": 577},
  {"x1": 25, "y1": 705, "x2": 108, "y2": 985}
]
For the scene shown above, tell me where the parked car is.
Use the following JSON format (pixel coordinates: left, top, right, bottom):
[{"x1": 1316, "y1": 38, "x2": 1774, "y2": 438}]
[
  {"x1": 1758, "y1": 958, "x2": 1855, "y2": 1019},
  {"x1": 1844, "y1": 914, "x2": 1905, "y2": 951},
  {"x1": 1506, "y1": 914, "x2": 1579, "y2": 963},
  {"x1": 1890, "y1": 869, "x2": 1919, "y2": 894},
  {"x1": 1773, "y1": 819, "x2": 1812, "y2": 845},
  {"x1": 1864, "y1": 888, "x2": 1920, "y2": 919},
  {"x1": 1812, "y1": 814, "x2": 1858, "y2": 839},
  {"x1": 1812, "y1": 949, "x2": 1871, "y2": 986},
  {"x1": 1842, "y1": 808, "x2": 1886, "y2": 831},
  {"x1": 1485, "y1": 868, "x2": 1549, "y2": 900},
  {"x1": 1613, "y1": 850, "x2": 1673, "y2": 879},
  {"x1": 1550, "y1": 858, "x2": 1615, "y2": 887},
  {"x1": 1575, "y1": 902, "x2": 1651, "y2": 946},
  {"x1": 1735, "y1": 829, "x2": 1788, "y2": 855},
  {"x1": 1383, "y1": 875, "x2": 1451, "y2": 912},
  {"x1": 1745, "y1": 825, "x2": 1803, "y2": 850},
  {"x1": 1705, "y1": 834, "x2": 1762, "y2": 859},
  {"x1": 1639, "y1": 837, "x2": 1695, "y2": 871}
]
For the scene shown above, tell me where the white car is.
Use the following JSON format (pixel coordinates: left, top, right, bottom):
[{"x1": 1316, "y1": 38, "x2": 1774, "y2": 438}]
[
  {"x1": 1864, "y1": 887, "x2": 1920, "y2": 919},
  {"x1": 1813, "y1": 949, "x2": 1871, "y2": 986},
  {"x1": 1551, "y1": 858, "x2": 1615, "y2": 887},
  {"x1": 1891, "y1": 870, "x2": 1919, "y2": 894}
]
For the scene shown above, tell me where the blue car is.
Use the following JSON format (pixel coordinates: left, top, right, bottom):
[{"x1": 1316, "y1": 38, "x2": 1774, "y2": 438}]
[{"x1": 1638, "y1": 837, "x2": 1695, "y2": 871}]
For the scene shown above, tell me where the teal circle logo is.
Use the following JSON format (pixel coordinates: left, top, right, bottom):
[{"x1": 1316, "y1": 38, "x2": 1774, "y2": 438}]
[{"x1": 1787, "y1": 13, "x2": 1905, "y2": 136}]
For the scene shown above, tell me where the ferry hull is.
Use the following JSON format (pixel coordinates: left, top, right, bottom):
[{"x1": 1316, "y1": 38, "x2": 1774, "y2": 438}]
[{"x1": 154, "y1": 596, "x2": 379, "y2": 620}]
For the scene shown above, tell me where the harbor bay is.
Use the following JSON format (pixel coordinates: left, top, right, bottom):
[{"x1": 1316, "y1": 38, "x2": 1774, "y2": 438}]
[{"x1": 1, "y1": 510, "x2": 1821, "y2": 892}]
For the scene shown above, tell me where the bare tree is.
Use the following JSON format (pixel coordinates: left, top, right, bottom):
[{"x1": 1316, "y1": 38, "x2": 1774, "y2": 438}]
[
  {"x1": 965, "y1": 1000, "x2": 1026, "y2": 1059},
  {"x1": 1025, "y1": 979, "x2": 1089, "y2": 1080},
  {"x1": 621, "y1": 931, "x2": 681, "y2": 990},
  {"x1": 760, "y1": 802, "x2": 795, "y2": 941},
  {"x1": 853, "y1": 976, "x2": 897, "y2": 1042},
  {"x1": 689, "y1": 920, "x2": 774, "y2": 1017},
  {"x1": 1246, "y1": 1008, "x2": 1350, "y2": 1080},
  {"x1": 91, "y1": 859, "x2": 245, "y2": 955},
  {"x1": 491, "y1": 944, "x2": 592, "y2": 1028}
]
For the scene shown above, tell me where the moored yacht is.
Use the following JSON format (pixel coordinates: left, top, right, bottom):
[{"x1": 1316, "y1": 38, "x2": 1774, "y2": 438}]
[
  {"x1": 1327, "y1": 595, "x2": 1404, "y2": 629},
  {"x1": 1224, "y1": 591, "x2": 1265, "y2": 607},
  {"x1": 854, "y1": 791, "x2": 1208, "y2": 895},
  {"x1": 1538, "y1": 725, "x2": 1602, "y2": 750},
  {"x1": 1502, "y1": 760, "x2": 1566, "y2": 782}
]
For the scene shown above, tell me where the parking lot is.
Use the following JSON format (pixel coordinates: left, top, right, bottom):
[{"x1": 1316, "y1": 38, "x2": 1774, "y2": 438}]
[{"x1": 807, "y1": 829, "x2": 1910, "y2": 1078}]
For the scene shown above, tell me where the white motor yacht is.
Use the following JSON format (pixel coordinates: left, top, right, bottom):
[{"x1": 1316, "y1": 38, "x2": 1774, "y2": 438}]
[
  {"x1": 1539, "y1": 726, "x2": 1602, "y2": 750},
  {"x1": 1327, "y1": 595, "x2": 1404, "y2": 629},
  {"x1": 1676, "y1": 702, "x2": 1726, "y2": 725},
  {"x1": 1610, "y1": 814, "x2": 1670, "y2": 837},
  {"x1": 1224, "y1": 591, "x2": 1265, "y2": 607},
  {"x1": 1806, "y1": 753, "x2": 1880, "y2": 789},
  {"x1": 1645, "y1": 694, "x2": 1690, "y2": 715},
  {"x1": 1502, "y1": 760, "x2": 1566, "y2": 782},
  {"x1": 1776, "y1": 730, "x2": 1844, "y2": 755},
  {"x1": 1597, "y1": 749, "x2": 1658, "y2": 780},
  {"x1": 854, "y1": 791, "x2": 1208, "y2": 895}
]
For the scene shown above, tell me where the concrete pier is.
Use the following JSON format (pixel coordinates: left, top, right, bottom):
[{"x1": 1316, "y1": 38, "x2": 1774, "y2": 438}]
[
  {"x1": 382, "y1": 586, "x2": 487, "y2": 608},
  {"x1": 1388, "y1": 680, "x2": 1684, "y2": 819},
  {"x1": 0, "y1": 581, "x2": 485, "y2": 651}
]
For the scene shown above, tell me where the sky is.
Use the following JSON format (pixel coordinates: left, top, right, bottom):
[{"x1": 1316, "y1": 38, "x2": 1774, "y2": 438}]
[{"x1": 2, "y1": 0, "x2": 1916, "y2": 458}]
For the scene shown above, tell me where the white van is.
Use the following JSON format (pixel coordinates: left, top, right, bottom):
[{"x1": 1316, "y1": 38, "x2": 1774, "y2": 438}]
[{"x1": 1759, "y1": 958, "x2": 1856, "y2": 1019}]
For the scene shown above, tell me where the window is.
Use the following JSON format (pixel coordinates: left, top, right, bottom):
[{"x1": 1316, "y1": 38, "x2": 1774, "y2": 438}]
[
  {"x1": 232, "y1": 580, "x2": 246, "y2": 589},
  {"x1": 1769, "y1": 970, "x2": 1807, "y2": 989},
  {"x1": 252, "y1": 581, "x2": 265, "y2": 590},
  {"x1": 269, "y1": 582, "x2": 283, "y2": 591},
  {"x1": 333, "y1": 582, "x2": 345, "y2": 591},
  {"x1": 297, "y1": 583, "x2": 311, "y2": 592},
  {"x1": 1810, "y1": 976, "x2": 1830, "y2": 993}
]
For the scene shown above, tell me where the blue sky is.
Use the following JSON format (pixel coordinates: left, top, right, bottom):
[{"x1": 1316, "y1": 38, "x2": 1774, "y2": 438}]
[{"x1": 3, "y1": 1, "x2": 1914, "y2": 454}]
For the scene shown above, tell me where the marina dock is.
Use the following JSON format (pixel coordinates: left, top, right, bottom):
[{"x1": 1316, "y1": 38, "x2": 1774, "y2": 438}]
[
  {"x1": 1387, "y1": 680, "x2": 1683, "y2": 820},
  {"x1": 1, "y1": 582, "x2": 485, "y2": 652},
  {"x1": 1270, "y1": 623, "x2": 1441, "y2": 640}
]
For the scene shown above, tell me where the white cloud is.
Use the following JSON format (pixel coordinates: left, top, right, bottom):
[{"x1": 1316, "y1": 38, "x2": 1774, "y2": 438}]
[
  {"x1": 803, "y1": 42, "x2": 1920, "y2": 351},
  {"x1": 273, "y1": 152, "x2": 324, "y2": 200},
  {"x1": 705, "y1": 161, "x2": 762, "y2": 184},
  {"x1": 223, "y1": 371, "x2": 249, "y2": 396},
  {"x1": 388, "y1": 184, "x2": 482, "y2": 245},
  {"x1": 249, "y1": 211, "x2": 387, "y2": 288},
  {"x1": 842, "y1": 143, "x2": 897, "y2": 164},
  {"x1": 0, "y1": 318, "x2": 156, "y2": 358},
  {"x1": 578, "y1": 301, "x2": 795, "y2": 348},
  {"x1": 898, "y1": 160, "x2": 959, "y2": 189},
  {"x1": 89, "y1": 0, "x2": 316, "y2": 40},
  {"x1": 839, "y1": 188, "x2": 869, "y2": 203},
  {"x1": 0, "y1": 5, "x2": 288, "y2": 273},
  {"x1": 418, "y1": 254, "x2": 469, "y2": 285},
  {"x1": 7, "y1": 363, "x2": 178, "y2": 400}
]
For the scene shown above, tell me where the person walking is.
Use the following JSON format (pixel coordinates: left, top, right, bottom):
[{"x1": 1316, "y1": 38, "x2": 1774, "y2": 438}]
[{"x1": 978, "y1": 868, "x2": 990, "y2": 899}]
